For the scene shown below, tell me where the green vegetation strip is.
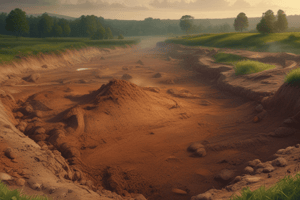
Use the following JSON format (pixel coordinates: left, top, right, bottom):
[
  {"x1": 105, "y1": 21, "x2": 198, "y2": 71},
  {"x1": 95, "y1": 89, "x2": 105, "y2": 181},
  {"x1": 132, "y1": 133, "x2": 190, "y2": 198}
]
[
  {"x1": 234, "y1": 60, "x2": 276, "y2": 75},
  {"x1": 0, "y1": 181, "x2": 50, "y2": 200},
  {"x1": 213, "y1": 53, "x2": 244, "y2": 64},
  {"x1": 285, "y1": 67, "x2": 300, "y2": 86},
  {"x1": 230, "y1": 173, "x2": 300, "y2": 200},
  {"x1": 0, "y1": 35, "x2": 139, "y2": 64},
  {"x1": 166, "y1": 32, "x2": 300, "y2": 54}
]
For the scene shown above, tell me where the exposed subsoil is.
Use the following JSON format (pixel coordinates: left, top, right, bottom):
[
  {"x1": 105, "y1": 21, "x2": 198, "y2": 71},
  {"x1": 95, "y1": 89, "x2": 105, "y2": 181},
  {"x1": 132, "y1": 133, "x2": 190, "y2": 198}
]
[{"x1": 1, "y1": 42, "x2": 300, "y2": 200}]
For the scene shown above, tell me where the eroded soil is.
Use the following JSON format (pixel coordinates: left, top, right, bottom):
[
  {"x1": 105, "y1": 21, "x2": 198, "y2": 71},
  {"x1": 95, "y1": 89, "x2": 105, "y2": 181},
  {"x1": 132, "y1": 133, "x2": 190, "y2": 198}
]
[{"x1": 1, "y1": 43, "x2": 300, "y2": 200}]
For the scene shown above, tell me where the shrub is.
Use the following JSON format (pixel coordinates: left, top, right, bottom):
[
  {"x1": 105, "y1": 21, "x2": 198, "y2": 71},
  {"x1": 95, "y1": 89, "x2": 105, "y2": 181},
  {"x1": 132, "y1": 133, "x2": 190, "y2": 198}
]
[
  {"x1": 118, "y1": 34, "x2": 124, "y2": 39},
  {"x1": 234, "y1": 60, "x2": 276, "y2": 75},
  {"x1": 285, "y1": 67, "x2": 300, "y2": 86},
  {"x1": 213, "y1": 53, "x2": 244, "y2": 64}
]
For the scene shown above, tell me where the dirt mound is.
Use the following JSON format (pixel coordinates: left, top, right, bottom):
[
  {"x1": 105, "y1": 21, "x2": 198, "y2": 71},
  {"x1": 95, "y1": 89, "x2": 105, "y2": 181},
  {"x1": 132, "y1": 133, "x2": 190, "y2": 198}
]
[{"x1": 94, "y1": 79, "x2": 149, "y2": 104}]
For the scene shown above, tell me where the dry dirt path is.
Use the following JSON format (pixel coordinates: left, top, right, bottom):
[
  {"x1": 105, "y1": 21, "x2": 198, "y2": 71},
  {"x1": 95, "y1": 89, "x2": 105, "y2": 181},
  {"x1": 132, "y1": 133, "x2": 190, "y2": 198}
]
[{"x1": 1, "y1": 42, "x2": 299, "y2": 200}]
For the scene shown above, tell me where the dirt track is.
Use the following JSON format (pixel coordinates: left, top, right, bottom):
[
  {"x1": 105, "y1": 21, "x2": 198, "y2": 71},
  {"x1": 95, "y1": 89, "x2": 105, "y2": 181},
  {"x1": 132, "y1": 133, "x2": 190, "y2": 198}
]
[{"x1": 1, "y1": 40, "x2": 300, "y2": 200}]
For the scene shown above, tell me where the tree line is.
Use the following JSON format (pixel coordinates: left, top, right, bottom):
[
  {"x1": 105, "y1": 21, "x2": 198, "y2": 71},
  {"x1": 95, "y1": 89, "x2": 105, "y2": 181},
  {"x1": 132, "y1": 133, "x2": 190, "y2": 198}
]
[
  {"x1": 233, "y1": 9, "x2": 288, "y2": 33},
  {"x1": 179, "y1": 9, "x2": 288, "y2": 35},
  {"x1": 2, "y1": 8, "x2": 118, "y2": 39}
]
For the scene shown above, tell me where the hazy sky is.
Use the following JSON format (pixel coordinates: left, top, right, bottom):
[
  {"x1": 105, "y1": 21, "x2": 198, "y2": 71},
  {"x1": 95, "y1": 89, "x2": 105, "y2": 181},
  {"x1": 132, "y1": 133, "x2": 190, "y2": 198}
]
[{"x1": 1, "y1": 0, "x2": 299, "y2": 20}]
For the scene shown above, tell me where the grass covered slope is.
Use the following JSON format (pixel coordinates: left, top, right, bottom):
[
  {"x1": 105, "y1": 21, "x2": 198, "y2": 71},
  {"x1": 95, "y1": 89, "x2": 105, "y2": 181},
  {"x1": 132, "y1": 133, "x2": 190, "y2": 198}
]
[
  {"x1": 0, "y1": 35, "x2": 139, "y2": 64},
  {"x1": 231, "y1": 173, "x2": 300, "y2": 200},
  {"x1": 166, "y1": 32, "x2": 300, "y2": 54},
  {"x1": 0, "y1": 181, "x2": 50, "y2": 200},
  {"x1": 213, "y1": 53, "x2": 245, "y2": 64},
  {"x1": 234, "y1": 60, "x2": 276, "y2": 75}
]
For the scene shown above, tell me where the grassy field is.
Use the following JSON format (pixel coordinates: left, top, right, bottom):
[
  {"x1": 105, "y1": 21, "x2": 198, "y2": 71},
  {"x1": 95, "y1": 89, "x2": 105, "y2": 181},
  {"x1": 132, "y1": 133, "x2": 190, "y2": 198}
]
[
  {"x1": 166, "y1": 32, "x2": 300, "y2": 54},
  {"x1": 230, "y1": 173, "x2": 300, "y2": 200},
  {"x1": 0, "y1": 35, "x2": 139, "y2": 64},
  {"x1": 0, "y1": 181, "x2": 50, "y2": 200}
]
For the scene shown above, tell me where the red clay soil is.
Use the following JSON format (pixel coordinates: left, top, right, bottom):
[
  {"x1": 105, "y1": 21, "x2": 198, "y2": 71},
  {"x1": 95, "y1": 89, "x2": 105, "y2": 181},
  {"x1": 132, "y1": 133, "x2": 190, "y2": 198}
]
[{"x1": 1, "y1": 44, "x2": 300, "y2": 200}]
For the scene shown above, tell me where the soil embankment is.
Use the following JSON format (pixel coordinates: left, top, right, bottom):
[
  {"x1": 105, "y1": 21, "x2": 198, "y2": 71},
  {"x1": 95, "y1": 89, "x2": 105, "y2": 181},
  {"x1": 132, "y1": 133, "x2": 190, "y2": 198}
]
[{"x1": 1, "y1": 41, "x2": 300, "y2": 200}]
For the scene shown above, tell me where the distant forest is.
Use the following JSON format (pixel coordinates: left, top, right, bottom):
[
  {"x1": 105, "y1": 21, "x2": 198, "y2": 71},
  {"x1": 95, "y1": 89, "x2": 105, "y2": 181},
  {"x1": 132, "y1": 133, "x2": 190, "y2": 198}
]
[{"x1": 1, "y1": 11, "x2": 300, "y2": 38}]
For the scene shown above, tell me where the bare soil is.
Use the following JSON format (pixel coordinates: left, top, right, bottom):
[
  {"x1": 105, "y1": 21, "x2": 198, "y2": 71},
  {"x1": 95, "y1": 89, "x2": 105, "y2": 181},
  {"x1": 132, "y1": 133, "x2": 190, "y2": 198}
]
[{"x1": 1, "y1": 42, "x2": 300, "y2": 200}]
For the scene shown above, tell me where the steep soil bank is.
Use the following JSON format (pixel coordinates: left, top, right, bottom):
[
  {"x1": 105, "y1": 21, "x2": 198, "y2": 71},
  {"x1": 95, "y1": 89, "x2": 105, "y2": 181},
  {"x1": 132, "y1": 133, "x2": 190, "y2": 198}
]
[{"x1": 0, "y1": 46, "x2": 134, "y2": 84}]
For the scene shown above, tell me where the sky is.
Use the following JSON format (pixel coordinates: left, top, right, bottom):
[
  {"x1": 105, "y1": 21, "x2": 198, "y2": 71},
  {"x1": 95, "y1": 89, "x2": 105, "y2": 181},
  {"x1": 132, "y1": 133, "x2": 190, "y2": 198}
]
[{"x1": 0, "y1": 0, "x2": 299, "y2": 20}]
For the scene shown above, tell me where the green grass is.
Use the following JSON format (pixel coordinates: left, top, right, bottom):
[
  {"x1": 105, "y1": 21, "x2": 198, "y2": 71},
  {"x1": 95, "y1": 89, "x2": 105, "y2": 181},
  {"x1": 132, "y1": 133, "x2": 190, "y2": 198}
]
[
  {"x1": 0, "y1": 35, "x2": 139, "y2": 64},
  {"x1": 166, "y1": 32, "x2": 300, "y2": 54},
  {"x1": 213, "y1": 53, "x2": 245, "y2": 64},
  {"x1": 285, "y1": 67, "x2": 300, "y2": 86},
  {"x1": 234, "y1": 60, "x2": 276, "y2": 75},
  {"x1": 0, "y1": 181, "x2": 50, "y2": 200},
  {"x1": 230, "y1": 173, "x2": 300, "y2": 200}
]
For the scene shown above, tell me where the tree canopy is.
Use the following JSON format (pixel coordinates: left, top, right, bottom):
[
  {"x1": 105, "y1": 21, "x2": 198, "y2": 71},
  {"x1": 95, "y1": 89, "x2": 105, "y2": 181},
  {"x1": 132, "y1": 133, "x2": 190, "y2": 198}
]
[
  {"x1": 234, "y1": 12, "x2": 249, "y2": 32},
  {"x1": 5, "y1": 8, "x2": 29, "y2": 37},
  {"x1": 38, "y1": 13, "x2": 53, "y2": 37},
  {"x1": 104, "y1": 27, "x2": 113, "y2": 39},
  {"x1": 275, "y1": 10, "x2": 288, "y2": 32},
  {"x1": 257, "y1": 10, "x2": 276, "y2": 33},
  {"x1": 179, "y1": 15, "x2": 194, "y2": 34}
]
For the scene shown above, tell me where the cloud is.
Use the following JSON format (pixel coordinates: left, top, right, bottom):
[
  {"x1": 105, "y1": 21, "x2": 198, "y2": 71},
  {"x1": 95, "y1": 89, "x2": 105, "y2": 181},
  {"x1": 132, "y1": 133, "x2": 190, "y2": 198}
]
[{"x1": 150, "y1": 0, "x2": 231, "y2": 11}]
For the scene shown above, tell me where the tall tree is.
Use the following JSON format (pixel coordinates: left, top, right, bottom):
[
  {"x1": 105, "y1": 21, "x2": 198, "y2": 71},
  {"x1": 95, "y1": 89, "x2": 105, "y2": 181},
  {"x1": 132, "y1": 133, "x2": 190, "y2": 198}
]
[
  {"x1": 38, "y1": 13, "x2": 53, "y2": 37},
  {"x1": 104, "y1": 27, "x2": 113, "y2": 39},
  {"x1": 234, "y1": 12, "x2": 249, "y2": 32},
  {"x1": 179, "y1": 15, "x2": 194, "y2": 34},
  {"x1": 58, "y1": 19, "x2": 71, "y2": 37},
  {"x1": 91, "y1": 26, "x2": 105, "y2": 40},
  {"x1": 256, "y1": 10, "x2": 276, "y2": 33},
  {"x1": 275, "y1": 10, "x2": 288, "y2": 32},
  {"x1": 53, "y1": 23, "x2": 63, "y2": 37},
  {"x1": 5, "y1": 8, "x2": 29, "y2": 37}
]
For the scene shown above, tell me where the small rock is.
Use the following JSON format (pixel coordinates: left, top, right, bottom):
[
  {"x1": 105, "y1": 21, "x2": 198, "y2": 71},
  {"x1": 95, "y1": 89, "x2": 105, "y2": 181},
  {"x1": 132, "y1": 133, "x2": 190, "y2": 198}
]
[
  {"x1": 195, "y1": 148, "x2": 206, "y2": 157},
  {"x1": 172, "y1": 188, "x2": 187, "y2": 195},
  {"x1": 132, "y1": 194, "x2": 147, "y2": 200},
  {"x1": 14, "y1": 112, "x2": 24, "y2": 118},
  {"x1": 41, "y1": 65, "x2": 48, "y2": 69},
  {"x1": 215, "y1": 169, "x2": 235, "y2": 182},
  {"x1": 255, "y1": 168, "x2": 263, "y2": 174},
  {"x1": 271, "y1": 127, "x2": 297, "y2": 138},
  {"x1": 30, "y1": 182, "x2": 42, "y2": 190},
  {"x1": 122, "y1": 66, "x2": 129, "y2": 70},
  {"x1": 0, "y1": 172, "x2": 13, "y2": 181},
  {"x1": 26, "y1": 73, "x2": 41, "y2": 83},
  {"x1": 25, "y1": 105, "x2": 34, "y2": 114},
  {"x1": 244, "y1": 176, "x2": 261, "y2": 183},
  {"x1": 80, "y1": 179, "x2": 87, "y2": 185},
  {"x1": 276, "y1": 149, "x2": 285, "y2": 154},
  {"x1": 101, "y1": 57, "x2": 105, "y2": 60},
  {"x1": 283, "y1": 118, "x2": 295, "y2": 124},
  {"x1": 187, "y1": 142, "x2": 204, "y2": 152},
  {"x1": 253, "y1": 116, "x2": 259, "y2": 123},
  {"x1": 192, "y1": 192, "x2": 213, "y2": 200},
  {"x1": 33, "y1": 110, "x2": 43, "y2": 118},
  {"x1": 153, "y1": 73, "x2": 162, "y2": 78},
  {"x1": 272, "y1": 157, "x2": 287, "y2": 167},
  {"x1": 4, "y1": 147, "x2": 16, "y2": 159},
  {"x1": 232, "y1": 176, "x2": 242, "y2": 183},
  {"x1": 15, "y1": 178, "x2": 26, "y2": 186},
  {"x1": 244, "y1": 166, "x2": 254, "y2": 174},
  {"x1": 248, "y1": 159, "x2": 262, "y2": 167},
  {"x1": 263, "y1": 164, "x2": 275, "y2": 173},
  {"x1": 34, "y1": 127, "x2": 46, "y2": 135},
  {"x1": 255, "y1": 104, "x2": 264, "y2": 113},
  {"x1": 296, "y1": 144, "x2": 300, "y2": 148}
]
